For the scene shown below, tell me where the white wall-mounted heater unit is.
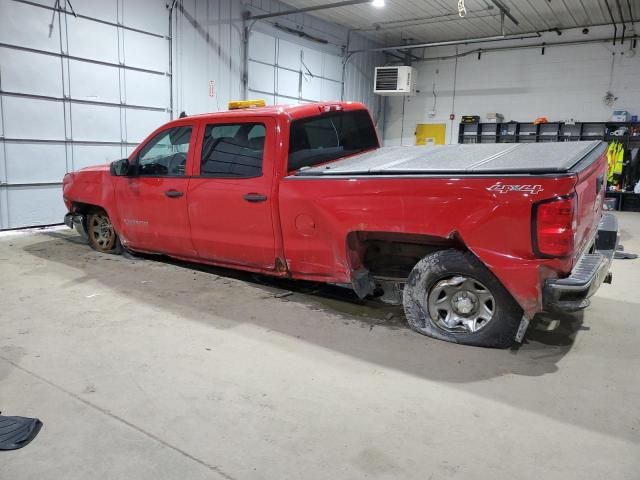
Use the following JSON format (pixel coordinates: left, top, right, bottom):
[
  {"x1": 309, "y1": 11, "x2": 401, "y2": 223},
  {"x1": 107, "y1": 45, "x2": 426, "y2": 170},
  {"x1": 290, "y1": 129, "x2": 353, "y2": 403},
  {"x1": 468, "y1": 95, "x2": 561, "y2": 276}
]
[{"x1": 373, "y1": 66, "x2": 417, "y2": 96}]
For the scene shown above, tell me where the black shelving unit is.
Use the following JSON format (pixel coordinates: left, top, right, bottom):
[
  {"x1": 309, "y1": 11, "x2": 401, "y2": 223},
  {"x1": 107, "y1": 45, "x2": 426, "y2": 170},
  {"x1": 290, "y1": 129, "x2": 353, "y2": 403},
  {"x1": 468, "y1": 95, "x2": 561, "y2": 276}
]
[{"x1": 459, "y1": 121, "x2": 640, "y2": 149}]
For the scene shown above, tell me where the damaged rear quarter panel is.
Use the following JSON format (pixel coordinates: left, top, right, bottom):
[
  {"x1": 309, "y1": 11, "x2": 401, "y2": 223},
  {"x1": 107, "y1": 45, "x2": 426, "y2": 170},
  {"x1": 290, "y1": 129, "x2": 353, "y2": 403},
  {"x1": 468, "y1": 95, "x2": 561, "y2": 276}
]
[{"x1": 279, "y1": 174, "x2": 578, "y2": 316}]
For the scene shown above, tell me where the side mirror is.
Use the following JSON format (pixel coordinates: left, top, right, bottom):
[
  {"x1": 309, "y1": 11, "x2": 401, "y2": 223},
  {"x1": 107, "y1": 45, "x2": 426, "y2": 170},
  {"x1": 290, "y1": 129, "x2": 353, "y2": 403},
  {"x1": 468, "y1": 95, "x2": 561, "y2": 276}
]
[{"x1": 110, "y1": 158, "x2": 130, "y2": 176}]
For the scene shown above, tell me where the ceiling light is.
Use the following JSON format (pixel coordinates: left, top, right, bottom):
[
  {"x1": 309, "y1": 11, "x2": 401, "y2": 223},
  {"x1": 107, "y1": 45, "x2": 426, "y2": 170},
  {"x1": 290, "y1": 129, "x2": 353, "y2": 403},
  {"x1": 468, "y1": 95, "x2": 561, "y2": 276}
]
[{"x1": 371, "y1": 0, "x2": 385, "y2": 7}]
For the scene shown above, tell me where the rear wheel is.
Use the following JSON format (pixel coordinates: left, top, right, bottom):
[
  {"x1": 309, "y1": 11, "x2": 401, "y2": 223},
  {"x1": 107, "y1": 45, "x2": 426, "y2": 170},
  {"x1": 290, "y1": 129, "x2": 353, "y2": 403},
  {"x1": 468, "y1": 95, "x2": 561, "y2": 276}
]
[
  {"x1": 87, "y1": 211, "x2": 121, "y2": 254},
  {"x1": 403, "y1": 249, "x2": 522, "y2": 348}
]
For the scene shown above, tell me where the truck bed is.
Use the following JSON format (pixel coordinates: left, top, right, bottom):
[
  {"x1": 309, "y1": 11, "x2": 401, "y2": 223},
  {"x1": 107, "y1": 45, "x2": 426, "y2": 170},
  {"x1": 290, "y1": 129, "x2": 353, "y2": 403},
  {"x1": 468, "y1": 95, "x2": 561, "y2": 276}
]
[{"x1": 295, "y1": 140, "x2": 606, "y2": 176}]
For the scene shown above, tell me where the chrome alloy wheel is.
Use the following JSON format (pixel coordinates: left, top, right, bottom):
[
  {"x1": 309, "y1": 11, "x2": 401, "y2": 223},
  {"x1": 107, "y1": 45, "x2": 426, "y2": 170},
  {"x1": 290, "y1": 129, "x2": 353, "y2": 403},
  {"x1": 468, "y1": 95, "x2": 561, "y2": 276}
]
[
  {"x1": 89, "y1": 213, "x2": 115, "y2": 250},
  {"x1": 427, "y1": 275, "x2": 495, "y2": 334}
]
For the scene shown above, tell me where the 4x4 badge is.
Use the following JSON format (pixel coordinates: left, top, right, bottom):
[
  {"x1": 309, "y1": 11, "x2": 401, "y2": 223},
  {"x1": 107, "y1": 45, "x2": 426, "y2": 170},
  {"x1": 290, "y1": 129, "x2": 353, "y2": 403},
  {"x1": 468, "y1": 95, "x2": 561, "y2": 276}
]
[{"x1": 487, "y1": 184, "x2": 544, "y2": 195}]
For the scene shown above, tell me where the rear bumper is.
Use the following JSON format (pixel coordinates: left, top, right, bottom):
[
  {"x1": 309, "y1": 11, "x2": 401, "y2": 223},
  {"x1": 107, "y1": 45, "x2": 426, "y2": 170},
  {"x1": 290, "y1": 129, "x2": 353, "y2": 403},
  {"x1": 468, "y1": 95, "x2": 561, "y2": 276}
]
[
  {"x1": 543, "y1": 213, "x2": 617, "y2": 312},
  {"x1": 64, "y1": 212, "x2": 88, "y2": 240}
]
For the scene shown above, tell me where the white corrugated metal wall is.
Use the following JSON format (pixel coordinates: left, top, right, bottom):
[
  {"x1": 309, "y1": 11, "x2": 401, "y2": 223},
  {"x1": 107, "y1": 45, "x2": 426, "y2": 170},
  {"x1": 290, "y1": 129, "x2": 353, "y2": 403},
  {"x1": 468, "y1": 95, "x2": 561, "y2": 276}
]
[
  {"x1": 0, "y1": 0, "x2": 172, "y2": 229},
  {"x1": 0, "y1": 0, "x2": 383, "y2": 229},
  {"x1": 247, "y1": 26, "x2": 345, "y2": 106},
  {"x1": 173, "y1": 0, "x2": 383, "y2": 120}
]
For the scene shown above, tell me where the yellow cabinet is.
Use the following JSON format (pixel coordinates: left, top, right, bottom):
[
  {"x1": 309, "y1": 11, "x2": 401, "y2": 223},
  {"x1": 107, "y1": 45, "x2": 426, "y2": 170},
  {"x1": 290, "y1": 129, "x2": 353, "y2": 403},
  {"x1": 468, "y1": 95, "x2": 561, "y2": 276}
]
[{"x1": 415, "y1": 123, "x2": 446, "y2": 146}]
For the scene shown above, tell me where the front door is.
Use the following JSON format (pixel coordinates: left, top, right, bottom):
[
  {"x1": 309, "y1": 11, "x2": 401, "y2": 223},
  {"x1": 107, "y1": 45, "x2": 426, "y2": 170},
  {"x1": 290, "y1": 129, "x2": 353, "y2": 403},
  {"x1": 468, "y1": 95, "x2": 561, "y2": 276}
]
[
  {"x1": 187, "y1": 118, "x2": 277, "y2": 269},
  {"x1": 114, "y1": 124, "x2": 198, "y2": 257}
]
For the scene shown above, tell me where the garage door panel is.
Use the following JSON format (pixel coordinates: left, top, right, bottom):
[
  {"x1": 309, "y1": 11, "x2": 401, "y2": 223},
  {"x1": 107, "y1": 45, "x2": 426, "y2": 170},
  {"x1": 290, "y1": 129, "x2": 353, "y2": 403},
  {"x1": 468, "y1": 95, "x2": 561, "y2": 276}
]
[
  {"x1": 68, "y1": 0, "x2": 118, "y2": 23},
  {"x1": 248, "y1": 91, "x2": 275, "y2": 105},
  {"x1": 124, "y1": 70, "x2": 168, "y2": 108},
  {"x1": 67, "y1": 16, "x2": 119, "y2": 64},
  {"x1": 0, "y1": 47, "x2": 62, "y2": 97},
  {"x1": 321, "y1": 79, "x2": 342, "y2": 101},
  {"x1": 5, "y1": 184, "x2": 66, "y2": 229},
  {"x1": 125, "y1": 109, "x2": 170, "y2": 144},
  {"x1": 323, "y1": 54, "x2": 343, "y2": 82},
  {"x1": 121, "y1": 0, "x2": 169, "y2": 36},
  {"x1": 72, "y1": 145, "x2": 123, "y2": 170},
  {"x1": 276, "y1": 95, "x2": 299, "y2": 105},
  {"x1": 3, "y1": 97, "x2": 65, "y2": 140},
  {"x1": 302, "y1": 75, "x2": 322, "y2": 101},
  {"x1": 301, "y1": 47, "x2": 323, "y2": 77},
  {"x1": 249, "y1": 31, "x2": 275, "y2": 64},
  {"x1": 250, "y1": 31, "x2": 346, "y2": 108},
  {"x1": 69, "y1": 61, "x2": 120, "y2": 103},
  {"x1": 1, "y1": 0, "x2": 171, "y2": 229},
  {"x1": 126, "y1": 145, "x2": 137, "y2": 156},
  {"x1": 123, "y1": 31, "x2": 168, "y2": 72},
  {"x1": 0, "y1": 186, "x2": 7, "y2": 228},
  {"x1": 248, "y1": 62, "x2": 275, "y2": 94},
  {"x1": 4, "y1": 143, "x2": 67, "y2": 184},
  {"x1": 277, "y1": 68, "x2": 299, "y2": 99},
  {"x1": 71, "y1": 104, "x2": 121, "y2": 142},
  {"x1": 0, "y1": 140, "x2": 5, "y2": 183},
  {"x1": 0, "y1": 1, "x2": 61, "y2": 53},
  {"x1": 277, "y1": 40, "x2": 301, "y2": 70}
]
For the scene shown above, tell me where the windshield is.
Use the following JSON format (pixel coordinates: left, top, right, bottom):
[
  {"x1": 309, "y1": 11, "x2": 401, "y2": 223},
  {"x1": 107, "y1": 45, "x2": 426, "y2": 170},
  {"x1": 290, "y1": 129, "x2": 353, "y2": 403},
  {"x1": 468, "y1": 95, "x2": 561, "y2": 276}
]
[{"x1": 288, "y1": 110, "x2": 378, "y2": 172}]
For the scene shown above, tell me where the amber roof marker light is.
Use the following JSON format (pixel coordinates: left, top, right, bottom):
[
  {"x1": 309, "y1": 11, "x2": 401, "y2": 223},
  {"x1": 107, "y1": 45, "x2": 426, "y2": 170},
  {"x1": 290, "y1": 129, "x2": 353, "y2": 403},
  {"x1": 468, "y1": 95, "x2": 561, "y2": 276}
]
[{"x1": 228, "y1": 99, "x2": 267, "y2": 110}]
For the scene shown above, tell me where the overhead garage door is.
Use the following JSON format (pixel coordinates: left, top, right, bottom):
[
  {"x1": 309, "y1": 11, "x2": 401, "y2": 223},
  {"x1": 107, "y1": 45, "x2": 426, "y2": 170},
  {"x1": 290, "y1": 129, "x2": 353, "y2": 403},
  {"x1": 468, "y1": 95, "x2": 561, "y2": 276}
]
[
  {"x1": 247, "y1": 29, "x2": 344, "y2": 106},
  {"x1": 0, "y1": 0, "x2": 171, "y2": 229}
]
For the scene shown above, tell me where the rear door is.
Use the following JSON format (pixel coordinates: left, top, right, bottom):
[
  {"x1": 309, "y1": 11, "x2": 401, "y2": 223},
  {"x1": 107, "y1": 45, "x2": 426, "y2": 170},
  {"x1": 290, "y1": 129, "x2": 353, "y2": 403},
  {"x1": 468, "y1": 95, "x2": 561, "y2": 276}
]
[
  {"x1": 114, "y1": 124, "x2": 198, "y2": 257},
  {"x1": 187, "y1": 117, "x2": 277, "y2": 269}
]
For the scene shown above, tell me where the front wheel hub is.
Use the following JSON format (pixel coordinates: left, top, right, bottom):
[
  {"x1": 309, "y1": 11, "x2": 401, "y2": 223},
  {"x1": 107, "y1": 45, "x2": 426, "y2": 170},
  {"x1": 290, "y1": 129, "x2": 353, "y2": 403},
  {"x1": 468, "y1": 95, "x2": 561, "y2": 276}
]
[{"x1": 89, "y1": 213, "x2": 115, "y2": 251}]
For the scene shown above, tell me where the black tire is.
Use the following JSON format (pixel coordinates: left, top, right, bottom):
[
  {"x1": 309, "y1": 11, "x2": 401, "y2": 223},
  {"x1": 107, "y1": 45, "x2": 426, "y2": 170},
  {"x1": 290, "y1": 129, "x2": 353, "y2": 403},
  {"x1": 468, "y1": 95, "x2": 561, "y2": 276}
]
[
  {"x1": 86, "y1": 210, "x2": 122, "y2": 254},
  {"x1": 403, "y1": 249, "x2": 522, "y2": 348}
]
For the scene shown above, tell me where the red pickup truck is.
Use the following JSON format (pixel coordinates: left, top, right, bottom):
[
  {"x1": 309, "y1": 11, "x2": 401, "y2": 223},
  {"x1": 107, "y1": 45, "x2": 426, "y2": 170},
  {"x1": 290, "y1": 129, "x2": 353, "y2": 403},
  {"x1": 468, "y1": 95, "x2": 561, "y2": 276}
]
[{"x1": 62, "y1": 101, "x2": 617, "y2": 348}]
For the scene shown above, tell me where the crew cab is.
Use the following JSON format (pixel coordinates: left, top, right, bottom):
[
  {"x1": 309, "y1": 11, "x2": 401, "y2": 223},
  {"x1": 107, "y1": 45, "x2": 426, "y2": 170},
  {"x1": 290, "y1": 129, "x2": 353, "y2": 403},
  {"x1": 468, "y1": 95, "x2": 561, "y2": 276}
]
[{"x1": 62, "y1": 101, "x2": 617, "y2": 347}]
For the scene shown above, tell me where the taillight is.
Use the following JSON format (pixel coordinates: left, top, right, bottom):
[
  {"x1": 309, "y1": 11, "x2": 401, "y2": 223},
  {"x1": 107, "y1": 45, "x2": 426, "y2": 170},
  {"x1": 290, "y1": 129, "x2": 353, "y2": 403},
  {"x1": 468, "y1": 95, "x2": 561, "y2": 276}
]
[{"x1": 532, "y1": 195, "x2": 576, "y2": 257}]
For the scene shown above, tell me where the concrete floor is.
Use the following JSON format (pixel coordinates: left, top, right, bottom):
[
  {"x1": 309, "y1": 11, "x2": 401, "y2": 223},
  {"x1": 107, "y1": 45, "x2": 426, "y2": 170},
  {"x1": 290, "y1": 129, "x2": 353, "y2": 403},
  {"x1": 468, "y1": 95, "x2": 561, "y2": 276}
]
[{"x1": 1, "y1": 213, "x2": 639, "y2": 480}]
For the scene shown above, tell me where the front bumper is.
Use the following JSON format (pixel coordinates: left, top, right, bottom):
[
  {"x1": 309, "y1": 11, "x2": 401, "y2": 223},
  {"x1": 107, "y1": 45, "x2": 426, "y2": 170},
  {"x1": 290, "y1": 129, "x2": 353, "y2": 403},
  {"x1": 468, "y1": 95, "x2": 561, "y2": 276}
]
[
  {"x1": 64, "y1": 213, "x2": 88, "y2": 240},
  {"x1": 543, "y1": 213, "x2": 618, "y2": 312}
]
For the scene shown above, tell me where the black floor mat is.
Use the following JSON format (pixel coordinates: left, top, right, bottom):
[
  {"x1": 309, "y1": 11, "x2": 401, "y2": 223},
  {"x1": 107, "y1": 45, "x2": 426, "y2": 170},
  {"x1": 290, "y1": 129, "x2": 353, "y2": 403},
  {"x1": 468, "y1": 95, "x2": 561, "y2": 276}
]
[
  {"x1": 615, "y1": 251, "x2": 638, "y2": 259},
  {"x1": 0, "y1": 415, "x2": 43, "y2": 450}
]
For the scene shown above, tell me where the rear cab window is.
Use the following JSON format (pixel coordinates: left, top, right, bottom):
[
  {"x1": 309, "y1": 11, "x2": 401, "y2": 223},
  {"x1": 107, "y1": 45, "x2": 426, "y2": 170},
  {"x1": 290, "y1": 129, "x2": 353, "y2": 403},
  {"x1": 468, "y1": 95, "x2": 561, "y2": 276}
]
[{"x1": 288, "y1": 110, "x2": 379, "y2": 172}]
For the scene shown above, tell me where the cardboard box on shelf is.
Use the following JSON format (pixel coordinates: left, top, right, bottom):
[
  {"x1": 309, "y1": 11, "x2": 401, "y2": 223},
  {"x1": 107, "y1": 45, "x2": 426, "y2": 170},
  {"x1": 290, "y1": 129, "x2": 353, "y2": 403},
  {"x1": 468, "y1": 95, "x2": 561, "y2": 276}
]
[{"x1": 486, "y1": 113, "x2": 504, "y2": 123}]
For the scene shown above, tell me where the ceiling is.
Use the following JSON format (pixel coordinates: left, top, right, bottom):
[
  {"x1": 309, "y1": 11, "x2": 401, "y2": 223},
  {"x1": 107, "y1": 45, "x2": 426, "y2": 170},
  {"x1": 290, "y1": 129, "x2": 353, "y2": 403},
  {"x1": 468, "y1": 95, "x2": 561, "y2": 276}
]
[{"x1": 279, "y1": 0, "x2": 638, "y2": 47}]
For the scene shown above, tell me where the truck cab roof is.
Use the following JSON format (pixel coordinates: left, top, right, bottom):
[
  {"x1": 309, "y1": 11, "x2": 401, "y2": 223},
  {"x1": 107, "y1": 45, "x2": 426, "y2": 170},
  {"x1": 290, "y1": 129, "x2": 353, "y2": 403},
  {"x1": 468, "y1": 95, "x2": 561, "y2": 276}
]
[{"x1": 169, "y1": 101, "x2": 368, "y2": 126}]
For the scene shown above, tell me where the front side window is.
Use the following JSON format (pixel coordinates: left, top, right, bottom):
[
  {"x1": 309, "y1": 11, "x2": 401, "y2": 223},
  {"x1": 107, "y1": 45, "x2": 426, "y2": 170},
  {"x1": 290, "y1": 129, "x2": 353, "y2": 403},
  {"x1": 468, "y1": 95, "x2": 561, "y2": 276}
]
[
  {"x1": 137, "y1": 126, "x2": 192, "y2": 176},
  {"x1": 288, "y1": 110, "x2": 378, "y2": 172},
  {"x1": 200, "y1": 123, "x2": 265, "y2": 178}
]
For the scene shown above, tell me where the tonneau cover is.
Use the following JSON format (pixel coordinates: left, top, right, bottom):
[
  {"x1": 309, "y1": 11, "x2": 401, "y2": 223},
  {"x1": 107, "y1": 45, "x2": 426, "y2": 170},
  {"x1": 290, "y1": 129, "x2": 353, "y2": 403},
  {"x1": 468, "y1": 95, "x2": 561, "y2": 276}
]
[{"x1": 295, "y1": 140, "x2": 605, "y2": 176}]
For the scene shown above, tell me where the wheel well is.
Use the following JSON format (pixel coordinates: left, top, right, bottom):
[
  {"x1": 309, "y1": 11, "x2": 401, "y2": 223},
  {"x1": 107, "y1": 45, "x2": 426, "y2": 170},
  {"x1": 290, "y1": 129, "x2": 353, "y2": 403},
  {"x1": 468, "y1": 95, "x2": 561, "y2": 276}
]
[
  {"x1": 71, "y1": 202, "x2": 104, "y2": 215},
  {"x1": 71, "y1": 202, "x2": 109, "y2": 232},
  {"x1": 347, "y1": 231, "x2": 466, "y2": 281}
]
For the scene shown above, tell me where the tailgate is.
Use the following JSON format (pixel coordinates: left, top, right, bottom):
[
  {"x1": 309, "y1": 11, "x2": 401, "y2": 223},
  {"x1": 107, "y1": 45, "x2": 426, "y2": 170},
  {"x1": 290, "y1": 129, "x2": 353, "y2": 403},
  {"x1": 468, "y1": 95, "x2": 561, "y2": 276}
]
[{"x1": 572, "y1": 145, "x2": 608, "y2": 262}]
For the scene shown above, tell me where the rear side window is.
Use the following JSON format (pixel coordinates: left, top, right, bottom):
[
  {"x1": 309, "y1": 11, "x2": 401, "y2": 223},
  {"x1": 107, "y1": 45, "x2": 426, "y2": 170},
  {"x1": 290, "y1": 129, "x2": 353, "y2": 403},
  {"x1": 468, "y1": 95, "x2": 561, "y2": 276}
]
[
  {"x1": 200, "y1": 123, "x2": 265, "y2": 178},
  {"x1": 288, "y1": 110, "x2": 378, "y2": 172}
]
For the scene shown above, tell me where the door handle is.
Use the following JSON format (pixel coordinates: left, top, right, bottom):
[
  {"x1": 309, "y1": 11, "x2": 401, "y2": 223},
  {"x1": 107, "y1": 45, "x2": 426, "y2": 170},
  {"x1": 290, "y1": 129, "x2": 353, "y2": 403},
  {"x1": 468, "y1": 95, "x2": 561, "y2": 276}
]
[
  {"x1": 165, "y1": 190, "x2": 184, "y2": 198},
  {"x1": 243, "y1": 193, "x2": 267, "y2": 203}
]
